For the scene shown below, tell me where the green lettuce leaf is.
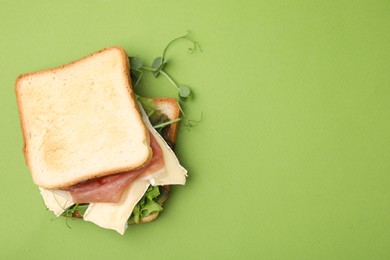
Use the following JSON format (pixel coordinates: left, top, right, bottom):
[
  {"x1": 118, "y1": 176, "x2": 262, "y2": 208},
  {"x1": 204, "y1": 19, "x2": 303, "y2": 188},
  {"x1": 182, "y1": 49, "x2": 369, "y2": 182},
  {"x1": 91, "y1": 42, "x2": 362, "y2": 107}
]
[
  {"x1": 140, "y1": 198, "x2": 163, "y2": 217},
  {"x1": 132, "y1": 203, "x2": 141, "y2": 224},
  {"x1": 145, "y1": 184, "x2": 160, "y2": 200},
  {"x1": 128, "y1": 185, "x2": 165, "y2": 224}
]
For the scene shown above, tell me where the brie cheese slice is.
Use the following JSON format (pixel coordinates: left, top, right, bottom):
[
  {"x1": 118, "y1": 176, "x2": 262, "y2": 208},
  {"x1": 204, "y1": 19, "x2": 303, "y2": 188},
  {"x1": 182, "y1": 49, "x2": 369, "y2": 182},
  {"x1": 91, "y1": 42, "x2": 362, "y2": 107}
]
[{"x1": 39, "y1": 188, "x2": 74, "y2": 216}]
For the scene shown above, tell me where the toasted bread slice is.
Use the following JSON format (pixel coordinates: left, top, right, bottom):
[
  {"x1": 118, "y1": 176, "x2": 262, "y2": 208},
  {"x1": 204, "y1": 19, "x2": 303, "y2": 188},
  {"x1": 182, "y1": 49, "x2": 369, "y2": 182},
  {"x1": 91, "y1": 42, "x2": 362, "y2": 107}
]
[
  {"x1": 153, "y1": 97, "x2": 181, "y2": 145},
  {"x1": 15, "y1": 47, "x2": 151, "y2": 189}
]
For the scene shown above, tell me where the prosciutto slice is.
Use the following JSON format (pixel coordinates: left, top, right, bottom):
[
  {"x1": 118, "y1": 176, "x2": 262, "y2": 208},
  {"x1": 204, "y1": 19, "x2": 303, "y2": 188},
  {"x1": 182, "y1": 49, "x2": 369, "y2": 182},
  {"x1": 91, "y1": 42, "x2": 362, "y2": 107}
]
[{"x1": 65, "y1": 132, "x2": 164, "y2": 203}]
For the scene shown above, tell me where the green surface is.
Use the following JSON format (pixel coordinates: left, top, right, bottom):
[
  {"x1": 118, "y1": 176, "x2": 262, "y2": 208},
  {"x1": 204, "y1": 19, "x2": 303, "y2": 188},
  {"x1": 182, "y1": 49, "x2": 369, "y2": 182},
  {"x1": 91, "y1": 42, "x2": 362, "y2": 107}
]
[{"x1": 1, "y1": 0, "x2": 390, "y2": 259}]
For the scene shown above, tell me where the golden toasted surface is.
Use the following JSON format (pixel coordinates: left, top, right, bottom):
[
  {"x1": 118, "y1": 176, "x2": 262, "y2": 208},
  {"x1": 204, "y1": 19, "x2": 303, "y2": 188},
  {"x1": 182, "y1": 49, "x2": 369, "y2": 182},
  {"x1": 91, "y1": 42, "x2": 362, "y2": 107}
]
[{"x1": 15, "y1": 47, "x2": 151, "y2": 189}]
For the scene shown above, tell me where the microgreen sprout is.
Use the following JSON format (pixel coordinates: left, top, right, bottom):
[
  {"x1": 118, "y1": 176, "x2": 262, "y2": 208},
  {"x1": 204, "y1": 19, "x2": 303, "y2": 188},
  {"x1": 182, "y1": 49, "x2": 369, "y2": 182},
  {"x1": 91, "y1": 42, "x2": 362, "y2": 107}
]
[
  {"x1": 153, "y1": 118, "x2": 182, "y2": 129},
  {"x1": 50, "y1": 191, "x2": 88, "y2": 228},
  {"x1": 176, "y1": 98, "x2": 204, "y2": 131},
  {"x1": 129, "y1": 31, "x2": 201, "y2": 101},
  {"x1": 183, "y1": 112, "x2": 203, "y2": 131},
  {"x1": 162, "y1": 32, "x2": 202, "y2": 59}
]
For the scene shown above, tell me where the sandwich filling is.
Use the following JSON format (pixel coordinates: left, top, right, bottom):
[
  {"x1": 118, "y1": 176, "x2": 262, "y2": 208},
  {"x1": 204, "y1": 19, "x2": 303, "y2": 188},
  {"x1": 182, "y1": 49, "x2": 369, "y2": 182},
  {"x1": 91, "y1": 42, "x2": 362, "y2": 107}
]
[
  {"x1": 40, "y1": 101, "x2": 187, "y2": 234},
  {"x1": 65, "y1": 132, "x2": 164, "y2": 203}
]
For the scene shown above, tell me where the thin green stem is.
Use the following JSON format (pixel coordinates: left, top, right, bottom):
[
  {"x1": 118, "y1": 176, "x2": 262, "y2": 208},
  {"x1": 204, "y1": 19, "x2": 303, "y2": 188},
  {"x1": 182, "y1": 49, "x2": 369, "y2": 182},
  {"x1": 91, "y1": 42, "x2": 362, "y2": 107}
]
[
  {"x1": 159, "y1": 70, "x2": 180, "y2": 91},
  {"x1": 153, "y1": 118, "x2": 182, "y2": 129},
  {"x1": 162, "y1": 33, "x2": 189, "y2": 60},
  {"x1": 147, "y1": 109, "x2": 155, "y2": 117},
  {"x1": 139, "y1": 66, "x2": 180, "y2": 92},
  {"x1": 162, "y1": 31, "x2": 201, "y2": 61},
  {"x1": 177, "y1": 100, "x2": 186, "y2": 117},
  {"x1": 141, "y1": 66, "x2": 158, "y2": 72},
  {"x1": 132, "y1": 68, "x2": 143, "y2": 87}
]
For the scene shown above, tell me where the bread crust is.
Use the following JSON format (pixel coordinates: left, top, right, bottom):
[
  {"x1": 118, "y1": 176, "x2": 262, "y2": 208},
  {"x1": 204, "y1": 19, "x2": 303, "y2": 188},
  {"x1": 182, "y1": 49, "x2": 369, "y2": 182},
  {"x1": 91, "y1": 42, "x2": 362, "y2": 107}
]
[
  {"x1": 153, "y1": 97, "x2": 181, "y2": 145},
  {"x1": 15, "y1": 47, "x2": 152, "y2": 189}
]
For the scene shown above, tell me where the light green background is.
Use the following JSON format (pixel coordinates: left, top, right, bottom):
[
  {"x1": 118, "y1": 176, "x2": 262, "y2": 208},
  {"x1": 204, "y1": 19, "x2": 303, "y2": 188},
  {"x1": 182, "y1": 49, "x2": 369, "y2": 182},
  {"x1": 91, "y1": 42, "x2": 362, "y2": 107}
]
[{"x1": 1, "y1": 1, "x2": 389, "y2": 259}]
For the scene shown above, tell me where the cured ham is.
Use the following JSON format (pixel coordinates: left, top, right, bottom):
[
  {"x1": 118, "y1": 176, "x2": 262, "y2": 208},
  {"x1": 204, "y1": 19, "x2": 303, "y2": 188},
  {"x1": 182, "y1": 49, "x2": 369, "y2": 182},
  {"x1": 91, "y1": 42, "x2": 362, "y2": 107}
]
[{"x1": 66, "y1": 132, "x2": 164, "y2": 203}]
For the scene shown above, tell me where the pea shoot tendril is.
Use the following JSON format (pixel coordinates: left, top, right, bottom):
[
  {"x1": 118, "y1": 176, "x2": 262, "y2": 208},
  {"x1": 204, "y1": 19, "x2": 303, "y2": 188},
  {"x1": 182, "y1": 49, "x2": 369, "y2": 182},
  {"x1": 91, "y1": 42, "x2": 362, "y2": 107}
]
[{"x1": 129, "y1": 31, "x2": 201, "y2": 101}]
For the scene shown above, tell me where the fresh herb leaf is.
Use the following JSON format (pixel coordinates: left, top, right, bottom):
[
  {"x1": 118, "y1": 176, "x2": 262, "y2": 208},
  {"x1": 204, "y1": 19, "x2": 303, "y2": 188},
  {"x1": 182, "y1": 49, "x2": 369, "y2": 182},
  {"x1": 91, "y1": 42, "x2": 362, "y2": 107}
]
[
  {"x1": 128, "y1": 186, "x2": 164, "y2": 224},
  {"x1": 145, "y1": 185, "x2": 160, "y2": 200},
  {"x1": 151, "y1": 57, "x2": 166, "y2": 77},
  {"x1": 178, "y1": 85, "x2": 192, "y2": 101},
  {"x1": 140, "y1": 199, "x2": 163, "y2": 217},
  {"x1": 129, "y1": 57, "x2": 144, "y2": 87},
  {"x1": 130, "y1": 56, "x2": 143, "y2": 70},
  {"x1": 132, "y1": 203, "x2": 141, "y2": 224}
]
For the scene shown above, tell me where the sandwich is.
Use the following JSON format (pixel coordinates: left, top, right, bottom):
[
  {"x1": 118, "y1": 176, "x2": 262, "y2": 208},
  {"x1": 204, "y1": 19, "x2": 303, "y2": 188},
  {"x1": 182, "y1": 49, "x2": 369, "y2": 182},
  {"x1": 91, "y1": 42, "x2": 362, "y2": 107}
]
[{"x1": 15, "y1": 46, "x2": 187, "y2": 234}]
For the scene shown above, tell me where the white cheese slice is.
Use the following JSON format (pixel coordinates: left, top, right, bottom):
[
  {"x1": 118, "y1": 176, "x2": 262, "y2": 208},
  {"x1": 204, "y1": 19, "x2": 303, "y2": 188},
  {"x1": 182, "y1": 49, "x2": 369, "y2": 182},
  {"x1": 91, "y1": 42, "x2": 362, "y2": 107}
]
[
  {"x1": 83, "y1": 179, "x2": 150, "y2": 235},
  {"x1": 39, "y1": 188, "x2": 74, "y2": 216}
]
